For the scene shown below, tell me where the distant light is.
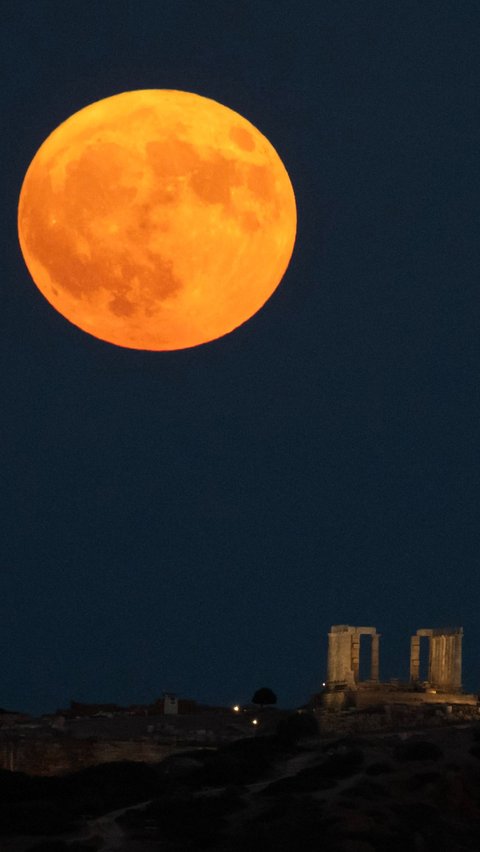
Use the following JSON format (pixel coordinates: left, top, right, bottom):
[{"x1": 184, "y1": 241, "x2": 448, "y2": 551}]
[
  {"x1": 322, "y1": 682, "x2": 326, "y2": 687},
  {"x1": 252, "y1": 718, "x2": 258, "y2": 725},
  {"x1": 233, "y1": 705, "x2": 240, "y2": 712}
]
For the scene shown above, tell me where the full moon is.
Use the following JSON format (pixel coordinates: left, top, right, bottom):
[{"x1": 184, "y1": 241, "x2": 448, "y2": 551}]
[{"x1": 18, "y1": 90, "x2": 297, "y2": 350}]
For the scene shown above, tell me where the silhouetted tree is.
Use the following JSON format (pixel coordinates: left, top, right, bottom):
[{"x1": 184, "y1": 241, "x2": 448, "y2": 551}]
[{"x1": 252, "y1": 687, "x2": 277, "y2": 708}]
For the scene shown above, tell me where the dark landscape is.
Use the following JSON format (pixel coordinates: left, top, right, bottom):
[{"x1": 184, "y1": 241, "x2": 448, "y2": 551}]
[{"x1": 4, "y1": 716, "x2": 480, "y2": 851}]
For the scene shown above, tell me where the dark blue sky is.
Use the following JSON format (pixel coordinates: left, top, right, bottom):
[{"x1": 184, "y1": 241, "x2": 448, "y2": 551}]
[{"x1": 2, "y1": 1, "x2": 480, "y2": 714}]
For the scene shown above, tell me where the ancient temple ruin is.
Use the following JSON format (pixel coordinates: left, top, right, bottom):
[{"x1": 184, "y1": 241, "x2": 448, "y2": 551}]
[
  {"x1": 322, "y1": 624, "x2": 474, "y2": 711},
  {"x1": 410, "y1": 627, "x2": 462, "y2": 692},
  {"x1": 327, "y1": 625, "x2": 380, "y2": 688}
]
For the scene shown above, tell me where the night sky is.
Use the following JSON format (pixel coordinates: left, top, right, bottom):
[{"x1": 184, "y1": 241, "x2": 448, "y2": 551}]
[{"x1": 2, "y1": 2, "x2": 480, "y2": 715}]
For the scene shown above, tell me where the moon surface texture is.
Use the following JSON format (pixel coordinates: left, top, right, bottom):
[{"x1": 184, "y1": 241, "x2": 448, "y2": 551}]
[{"x1": 18, "y1": 90, "x2": 297, "y2": 350}]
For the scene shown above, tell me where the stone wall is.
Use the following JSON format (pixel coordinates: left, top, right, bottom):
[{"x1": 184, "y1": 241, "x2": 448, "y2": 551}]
[{"x1": 353, "y1": 688, "x2": 477, "y2": 710}]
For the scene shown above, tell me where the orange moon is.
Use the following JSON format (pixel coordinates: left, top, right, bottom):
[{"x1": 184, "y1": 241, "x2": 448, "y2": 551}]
[{"x1": 17, "y1": 90, "x2": 297, "y2": 350}]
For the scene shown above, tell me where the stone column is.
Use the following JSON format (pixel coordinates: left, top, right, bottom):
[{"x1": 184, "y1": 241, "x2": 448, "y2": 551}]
[
  {"x1": 452, "y1": 631, "x2": 462, "y2": 691},
  {"x1": 432, "y1": 635, "x2": 440, "y2": 685},
  {"x1": 430, "y1": 635, "x2": 444, "y2": 687},
  {"x1": 370, "y1": 633, "x2": 380, "y2": 682},
  {"x1": 410, "y1": 635, "x2": 420, "y2": 682},
  {"x1": 423, "y1": 628, "x2": 463, "y2": 691},
  {"x1": 427, "y1": 635, "x2": 435, "y2": 685},
  {"x1": 440, "y1": 635, "x2": 448, "y2": 686},
  {"x1": 351, "y1": 633, "x2": 360, "y2": 684},
  {"x1": 327, "y1": 631, "x2": 338, "y2": 685},
  {"x1": 444, "y1": 636, "x2": 454, "y2": 688},
  {"x1": 327, "y1": 628, "x2": 355, "y2": 686}
]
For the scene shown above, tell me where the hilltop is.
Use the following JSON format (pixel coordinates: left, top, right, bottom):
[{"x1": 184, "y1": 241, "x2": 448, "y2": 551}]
[{"x1": 3, "y1": 719, "x2": 480, "y2": 850}]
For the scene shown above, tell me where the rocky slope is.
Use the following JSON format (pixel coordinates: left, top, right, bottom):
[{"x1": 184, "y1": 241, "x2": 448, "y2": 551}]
[{"x1": 3, "y1": 721, "x2": 480, "y2": 851}]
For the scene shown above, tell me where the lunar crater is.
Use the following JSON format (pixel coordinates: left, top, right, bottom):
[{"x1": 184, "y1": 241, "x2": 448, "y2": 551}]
[
  {"x1": 108, "y1": 294, "x2": 135, "y2": 317},
  {"x1": 229, "y1": 125, "x2": 255, "y2": 151}
]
